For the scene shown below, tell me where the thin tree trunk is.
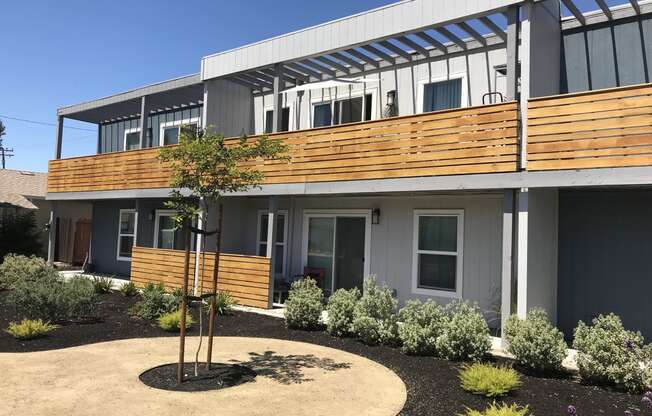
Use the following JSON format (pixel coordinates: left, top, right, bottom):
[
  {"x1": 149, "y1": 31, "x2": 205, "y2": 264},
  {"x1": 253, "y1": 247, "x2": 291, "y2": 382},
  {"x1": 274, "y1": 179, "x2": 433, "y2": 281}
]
[
  {"x1": 177, "y1": 222, "x2": 193, "y2": 384},
  {"x1": 206, "y1": 202, "x2": 224, "y2": 369}
]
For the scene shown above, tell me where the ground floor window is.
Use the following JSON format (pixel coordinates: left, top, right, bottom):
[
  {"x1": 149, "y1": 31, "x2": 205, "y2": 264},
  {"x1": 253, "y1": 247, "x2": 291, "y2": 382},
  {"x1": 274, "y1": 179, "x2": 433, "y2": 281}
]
[
  {"x1": 257, "y1": 211, "x2": 288, "y2": 276},
  {"x1": 412, "y1": 209, "x2": 464, "y2": 297},
  {"x1": 116, "y1": 209, "x2": 137, "y2": 261},
  {"x1": 154, "y1": 210, "x2": 183, "y2": 250}
]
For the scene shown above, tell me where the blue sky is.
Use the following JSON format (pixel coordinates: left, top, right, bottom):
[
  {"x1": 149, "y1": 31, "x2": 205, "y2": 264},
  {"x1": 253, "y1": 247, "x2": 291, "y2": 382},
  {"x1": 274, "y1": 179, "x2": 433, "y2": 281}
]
[{"x1": 0, "y1": 0, "x2": 627, "y2": 172}]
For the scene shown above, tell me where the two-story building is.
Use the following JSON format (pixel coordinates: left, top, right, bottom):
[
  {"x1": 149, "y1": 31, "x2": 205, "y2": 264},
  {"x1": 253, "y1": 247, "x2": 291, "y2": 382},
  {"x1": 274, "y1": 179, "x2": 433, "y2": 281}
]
[{"x1": 46, "y1": 0, "x2": 652, "y2": 340}]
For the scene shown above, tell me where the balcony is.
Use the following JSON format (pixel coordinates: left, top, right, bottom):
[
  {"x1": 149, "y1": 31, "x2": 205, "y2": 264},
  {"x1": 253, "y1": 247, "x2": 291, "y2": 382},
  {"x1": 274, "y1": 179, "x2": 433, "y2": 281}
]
[{"x1": 47, "y1": 102, "x2": 519, "y2": 194}]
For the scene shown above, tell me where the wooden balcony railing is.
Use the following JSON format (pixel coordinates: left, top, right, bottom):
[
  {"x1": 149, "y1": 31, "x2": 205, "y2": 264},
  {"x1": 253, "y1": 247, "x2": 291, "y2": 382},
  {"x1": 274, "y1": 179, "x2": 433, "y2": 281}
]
[
  {"x1": 47, "y1": 102, "x2": 518, "y2": 193},
  {"x1": 527, "y1": 83, "x2": 652, "y2": 170},
  {"x1": 130, "y1": 246, "x2": 271, "y2": 309}
]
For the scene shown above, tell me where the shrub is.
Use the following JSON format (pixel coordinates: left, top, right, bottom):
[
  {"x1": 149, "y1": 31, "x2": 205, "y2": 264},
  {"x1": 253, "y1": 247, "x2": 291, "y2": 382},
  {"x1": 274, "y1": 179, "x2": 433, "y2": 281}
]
[
  {"x1": 504, "y1": 308, "x2": 568, "y2": 373},
  {"x1": 157, "y1": 310, "x2": 193, "y2": 332},
  {"x1": 8, "y1": 272, "x2": 97, "y2": 322},
  {"x1": 398, "y1": 299, "x2": 448, "y2": 355},
  {"x1": 351, "y1": 276, "x2": 399, "y2": 345},
  {"x1": 130, "y1": 282, "x2": 181, "y2": 320},
  {"x1": 0, "y1": 212, "x2": 42, "y2": 261},
  {"x1": 205, "y1": 291, "x2": 238, "y2": 316},
  {"x1": 284, "y1": 278, "x2": 323, "y2": 330},
  {"x1": 119, "y1": 281, "x2": 138, "y2": 297},
  {"x1": 436, "y1": 301, "x2": 491, "y2": 362},
  {"x1": 460, "y1": 403, "x2": 530, "y2": 416},
  {"x1": 0, "y1": 254, "x2": 52, "y2": 290},
  {"x1": 326, "y1": 287, "x2": 360, "y2": 337},
  {"x1": 459, "y1": 363, "x2": 521, "y2": 397},
  {"x1": 5, "y1": 319, "x2": 59, "y2": 340},
  {"x1": 573, "y1": 313, "x2": 652, "y2": 393},
  {"x1": 91, "y1": 275, "x2": 114, "y2": 294}
]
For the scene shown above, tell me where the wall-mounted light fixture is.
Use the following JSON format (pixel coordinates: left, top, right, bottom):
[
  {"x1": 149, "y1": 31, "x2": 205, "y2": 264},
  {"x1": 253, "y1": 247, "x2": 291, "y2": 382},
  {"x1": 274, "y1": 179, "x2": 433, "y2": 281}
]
[
  {"x1": 148, "y1": 210, "x2": 155, "y2": 221},
  {"x1": 383, "y1": 90, "x2": 398, "y2": 118},
  {"x1": 386, "y1": 90, "x2": 396, "y2": 107},
  {"x1": 372, "y1": 208, "x2": 381, "y2": 225}
]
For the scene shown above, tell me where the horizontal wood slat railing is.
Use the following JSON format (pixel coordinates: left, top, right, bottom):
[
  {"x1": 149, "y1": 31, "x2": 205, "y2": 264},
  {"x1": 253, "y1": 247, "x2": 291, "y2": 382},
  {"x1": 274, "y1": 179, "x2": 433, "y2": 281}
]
[
  {"x1": 527, "y1": 83, "x2": 652, "y2": 170},
  {"x1": 130, "y1": 246, "x2": 271, "y2": 309},
  {"x1": 47, "y1": 102, "x2": 519, "y2": 193}
]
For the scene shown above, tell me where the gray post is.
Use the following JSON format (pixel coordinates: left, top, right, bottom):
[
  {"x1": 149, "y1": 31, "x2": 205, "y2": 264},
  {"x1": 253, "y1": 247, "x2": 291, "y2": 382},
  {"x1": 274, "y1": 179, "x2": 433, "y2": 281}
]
[
  {"x1": 266, "y1": 197, "x2": 279, "y2": 307},
  {"x1": 515, "y1": 188, "x2": 529, "y2": 318},
  {"x1": 272, "y1": 63, "x2": 284, "y2": 133},
  {"x1": 500, "y1": 190, "x2": 515, "y2": 342},
  {"x1": 96, "y1": 123, "x2": 102, "y2": 154},
  {"x1": 139, "y1": 96, "x2": 149, "y2": 149},
  {"x1": 505, "y1": 6, "x2": 520, "y2": 102},
  {"x1": 46, "y1": 202, "x2": 58, "y2": 265},
  {"x1": 54, "y1": 115, "x2": 64, "y2": 159}
]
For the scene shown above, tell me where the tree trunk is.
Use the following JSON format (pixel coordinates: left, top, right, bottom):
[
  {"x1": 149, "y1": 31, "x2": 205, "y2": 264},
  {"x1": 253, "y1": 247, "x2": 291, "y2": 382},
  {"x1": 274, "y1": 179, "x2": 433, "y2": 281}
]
[
  {"x1": 177, "y1": 222, "x2": 193, "y2": 384},
  {"x1": 206, "y1": 202, "x2": 224, "y2": 369}
]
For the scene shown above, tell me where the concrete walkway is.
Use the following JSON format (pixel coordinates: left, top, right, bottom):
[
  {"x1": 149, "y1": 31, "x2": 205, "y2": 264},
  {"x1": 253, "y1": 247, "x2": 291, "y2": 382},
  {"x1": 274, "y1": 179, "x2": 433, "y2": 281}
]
[{"x1": 0, "y1": 336, "x2": 406, "y2": 416}]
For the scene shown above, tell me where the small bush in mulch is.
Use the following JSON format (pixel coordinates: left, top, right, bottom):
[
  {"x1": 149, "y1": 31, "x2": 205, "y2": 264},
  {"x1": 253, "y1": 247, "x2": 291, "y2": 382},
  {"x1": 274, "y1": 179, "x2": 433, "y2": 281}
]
[
  {"x1": 130, "y1": 282, "x2": 181, "y2": 320},
  {"x1": 436, "y1": 301, "x2": 491, "y2": 362},
  {"x1": 5, "y1": 319, "x2": 58, "y2": 340},
  {"x1": 460, "y1": 402, "x2": 530, "y2": 416},
  {"x1": 119, "y1": 281, "x2": 138, "y2": 297},
  {"x1": 351, "y1": 276, "x2": 399, "y2": 346},
  {"x1": 157, "y1": 310, "x2": 193, "y2": 332},
  {"x1": 398, "y1": 299, "x2": 447, "y2": 356},
  {"x1": 204, "y1": 291, "x2": 238, "y2": 316},
  {"x1": 284, "y1": 278, "x2": 323, "y2": 330},
  {"x1": 325, "y1": 287, "x2": 360, "y2": 337},
  {"x1": 459, "y1": 363, "x2": 521, "y2": 398},
  {"x1": 139, "y1": 362, "x2": 256, "y2": 392},
  {"x1": 91, "y1": 275, "x2": 114, "y2": 294},
  {"x1": 0, "y1": 254, "x2": 51, "y2": 290}
]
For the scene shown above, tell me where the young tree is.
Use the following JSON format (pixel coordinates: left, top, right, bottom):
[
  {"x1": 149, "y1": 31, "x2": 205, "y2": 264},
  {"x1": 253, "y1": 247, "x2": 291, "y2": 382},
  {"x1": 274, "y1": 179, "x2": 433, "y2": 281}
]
[{"x1": 158, "y1": 125, "x2": 288, "y2": 383}]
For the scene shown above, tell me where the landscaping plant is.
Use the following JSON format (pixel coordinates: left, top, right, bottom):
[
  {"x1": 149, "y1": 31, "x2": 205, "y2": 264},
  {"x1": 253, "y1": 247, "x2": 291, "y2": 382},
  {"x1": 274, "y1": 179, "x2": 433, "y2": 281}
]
[
  {"x1": 158, "y1": 310, "x2": 194, "y2": 332},
  {"x1": 91, "y1": 275, "x2": 114, "y2": 294},
  {"x1": 119, "y1": 281, "x2": 138, "y2": 297},
  {"x1": 573, "y1": 313, "x2": 652, "y2": 393},
  {"x1": 204, "y1": 291, "x2": 238, "y2": 316},
  {"x1": 0, "y1": 212, "x2": 42, "y2": 261},
  {"x1": 351, "y1": 276, "x2": 399, "y2": 346},
  {"x1": 0, "y1": 254, "x2": 52, "y2": 290},
  {"x1": 459, "y1": 363, "x2": 522, "y2": 397},
  {"x1": 5, "y1": 319, "x2": 59, "y2": 340},
  {"x1": 325, "y1": 287, "x2": 360, "y2": 337},
  {"x1": 459, "y1": 403, "x2": 530, "y2": 416},
  {"x1": 130, "y1": 282, "x2": 181, "y2": 320},
  {"x1": 284, "y1": 277, "x2": 324, "y2": 330},
  {"x1": 504, "y1": 308, "x2": 568, "y2": 373},
  {"x1": 398, "y1": 298, "x2": 447, "y2": 355},
  {"x1": 436, "y1": 301, "x2": 491, "y2": 362}
]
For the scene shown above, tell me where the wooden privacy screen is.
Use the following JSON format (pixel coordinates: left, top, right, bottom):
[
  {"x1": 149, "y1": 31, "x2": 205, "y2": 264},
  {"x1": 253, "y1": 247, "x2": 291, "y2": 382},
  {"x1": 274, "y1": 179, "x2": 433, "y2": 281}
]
[
  {"x1": 130, "y1": 246, "x2": 271, "y2": 309},
  {"x1": 47, "y1": 102, "x2": 518, "y2": 193},
  {"x1": 528, "y1": 83, "x2": 652, "y2": 170}
]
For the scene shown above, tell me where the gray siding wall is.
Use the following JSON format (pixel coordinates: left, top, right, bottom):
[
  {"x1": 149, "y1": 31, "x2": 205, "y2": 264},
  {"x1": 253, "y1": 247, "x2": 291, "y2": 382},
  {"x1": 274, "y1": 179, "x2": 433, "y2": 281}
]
[
  {"x1": 99, "y1": 106, "x2": 203, "y2": 154},
  {"x1": 558, "y1": 189, "x2": 652, "y2": 341},
  {"x1": 561, "y1": 14, "x2": 652, "y2": 93}
]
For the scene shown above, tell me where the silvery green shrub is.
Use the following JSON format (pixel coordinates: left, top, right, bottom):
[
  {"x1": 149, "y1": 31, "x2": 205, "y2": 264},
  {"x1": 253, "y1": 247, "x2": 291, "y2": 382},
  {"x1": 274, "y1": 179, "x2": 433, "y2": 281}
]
[
  {"x1": 505, "y1": 308, "x2": 568, "y2": 373},
  {"x1": 436, "y1": 300, "x2": 491, "y2": 362},
  {"x1": 398, "y1": 299, "x2": 447, "y2": 355},
  {"x1": 572, "y1": 313, "x2": 652, "y2": 393},
  {"x1": 284, "y1": 278, "x2": 323, "y2": 330},
  {"x1": 351, "y1": 276, "x2": 399, "y2": 345},
  {"x1": 0, "y1": 254, "x2": 53, "y2": 290},
  {"x1": 326, "y1": 287, "x2": 360, "y2": 336}
]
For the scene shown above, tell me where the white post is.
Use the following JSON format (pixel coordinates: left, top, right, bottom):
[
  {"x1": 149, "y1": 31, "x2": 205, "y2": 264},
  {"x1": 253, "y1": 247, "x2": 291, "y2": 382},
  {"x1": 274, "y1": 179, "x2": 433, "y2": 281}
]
[
  {"x1": 501, "y1": 189, "x2": 515, "y2": 339},
  {"x1": 193, "y1": 198, "x2": 207, "y2": 296},
  {"x1": 266, "y1": 197, "x2": 279, "y2": 307},
  {"x1": 516, "y1": 188, "x2": 529, "y2": 318},
  {"x1": 272, "y1": 63, "x2": 284, "y2": 133},
  {"x1": 47, "y1": 202, "x2": 58, "y2": 265}
]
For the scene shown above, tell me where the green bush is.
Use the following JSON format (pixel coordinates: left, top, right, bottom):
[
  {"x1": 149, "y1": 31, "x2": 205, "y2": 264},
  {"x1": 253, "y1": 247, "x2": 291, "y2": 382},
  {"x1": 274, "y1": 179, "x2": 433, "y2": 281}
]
[
  {"x1": 284, "y1": 278, "x2": 323, "y2": 330},
  {"x1": 130, "y1": 282, "x2": 181, "y2": 320},
  {"x1": 351, "y1": 276, "x2": 399, "y2": 346},
  {"x1": 504, "y1": 308, "x2": 568, "y2": 373},
  {"x1": 205, "y1": 291, "x2": 238, "y2": 316},
  {"x1": 0, "y1": 254, "x2": 52, "y2": 290},
  {"x1": 326, "y1": 287, "x2": 360, "y2": 337},
  {"x1": 398, "y1": 299, "x2": 448, "y2": 355},
  {"x1": 157, "y1": 309, "x2": 193, "y2": 332},
  {"x1": 459, "y1": 403, "x2": 530, "y2": 416},
  {"x1": 91, "y1": 275, "x2": 114, "y2": 294},
  {"x1": 459, "y1": 363, "x2": 521, "y2": 397},
  {"x1": 573, "y1": 313, "x2": 652, "y2": 393},
  {"x1": 436, "y1": 301, "x2": 491, "y2": 362},
  {"x1": 5, "y1": 319, "x2": 58, "y2": 340},
  {"x1": 0, "y1": 212, "x2": 42, "y2": 261},
  {"x1": 119, "y1": 281, "x2": 138, "y2": 297}
]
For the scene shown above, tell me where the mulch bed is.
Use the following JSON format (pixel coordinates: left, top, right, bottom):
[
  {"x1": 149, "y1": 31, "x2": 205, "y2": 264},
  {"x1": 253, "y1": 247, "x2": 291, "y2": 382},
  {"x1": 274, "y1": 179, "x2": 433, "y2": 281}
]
[
  {"x1": 139, "y1": 362, "x2": 256, "y2": 392},
  {"x1": 0, "y1": 290, "x2": 646, "y2": 415}
]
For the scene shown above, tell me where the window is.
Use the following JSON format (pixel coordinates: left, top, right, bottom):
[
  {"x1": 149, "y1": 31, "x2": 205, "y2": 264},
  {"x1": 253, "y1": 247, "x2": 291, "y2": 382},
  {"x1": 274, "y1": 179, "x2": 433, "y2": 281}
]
[
  {"x1": 422, "y1": 78, "x2": 463, "y2": 113},
  {"x1": 264, "y1": 108, "x2": 290, "y2": 133},
  {"x1": 154, "y1": 210, "x2": 183, "y2": 250},
  {"x1": 412, "y1": 209, "x2": 464, "y2": 297},
  {"x1": 313, "y1": 93, "x2": 373, "y2": 127},
  {"x1": 257, "y1": 211, "x2": 288, "y2": 276},
  {"x1": 160, "y1": 119, "x2": 199, "y2": 146},
  {"x1": 117, "y1": 209, "x2": 137, "y2": 261},
  {"x1": 124, "y1": 131, "x2": 140, "y2": 151}
]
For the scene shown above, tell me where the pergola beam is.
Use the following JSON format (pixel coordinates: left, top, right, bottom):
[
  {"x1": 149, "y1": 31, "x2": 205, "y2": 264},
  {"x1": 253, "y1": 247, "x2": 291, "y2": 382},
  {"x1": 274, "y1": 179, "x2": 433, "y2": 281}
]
[
  {"x1": 287, "y1": 62, "x2": 323, "y2": 79},
  {"x1": 478, "y1": 16, "x2": 507, "y2": 42},
  {"x1": 330, "y1": 52, "x2": 366, "y2": 71},
  {"x1": 313, "y1": 56, "x2": 350, "y2": 74},
  {"x1": 435, "y1": 27, "x2": 468, "y2": 50},
  {"x1": 361, "y1": 44, "x2": 396, "y2": 65},
  {"x1": 299, "y1": 59, "x2": 336, "y2": 77},
  {"x1": 228, "y1": 76, "x2": 261, "y2": 92},
  {"x1": 456, "y1": 21, "x2": 488, "y2": 46},
  {"x1": 630, "y1": 0, "x2": 641, "y2": 14},
  {"x1": 238, "y1": 73, "x2": 273, "y2": 89},
  {"x1": 378, "y1": 40, "x2": 413, "y2": 61},
  {"x1": 345, "y1": 48, "x2": 380, "y2": 68},
  {"x1": 594, "y1": 0, "x2": 613, "y2": 20},
  {"x1": 414, "y1": 31, "x2": 447, "y2": 54},
  {"x1": 561, "y1": 0, "x2": 586, "y2": 25},
  {"x1": 395, "y1": 35, "x2": 430, "y2": 58}
]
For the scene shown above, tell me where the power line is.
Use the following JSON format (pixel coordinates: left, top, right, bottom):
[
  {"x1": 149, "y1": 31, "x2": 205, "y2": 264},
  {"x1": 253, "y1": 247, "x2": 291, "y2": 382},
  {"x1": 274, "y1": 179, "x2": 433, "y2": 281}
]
[{"x1": 0, "y1": 114, "x2": 96, "y2": 132}]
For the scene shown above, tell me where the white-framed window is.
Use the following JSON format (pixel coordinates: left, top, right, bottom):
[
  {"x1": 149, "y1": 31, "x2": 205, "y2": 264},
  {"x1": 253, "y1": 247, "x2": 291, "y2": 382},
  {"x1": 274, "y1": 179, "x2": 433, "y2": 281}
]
[
  {"x1": 154, "y1": 210, "x2": 182, "y2": 250},
  {"x1": 257, "y1": 210, "x2": 288, "y2": 277},
  {"x1": 159, "y1": 117, "x2": 199, "y2": 146},
  {"x1": 124, "y1": 127, "x2": 141, "y2": 151},
  {"x1": 264, "y1": 107, "x2": 290, "y2": 133},
  {"x1": 116, "y1": 209, "x2": 137, "y2": 261},
  {"x1": 312, "y1": 90, "x2": 375, "y2": 128},
  {"x1": 411, "y1": 209, "x2": 464, "y2": 298},
  {"x1": 417, "y1": 74, "x2": 467, "y2": 114}
]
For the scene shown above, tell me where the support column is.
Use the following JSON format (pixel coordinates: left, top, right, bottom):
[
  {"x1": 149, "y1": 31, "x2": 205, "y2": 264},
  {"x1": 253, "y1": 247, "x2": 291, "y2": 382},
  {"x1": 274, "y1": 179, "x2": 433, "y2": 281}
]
[
  {"x1": 515, "y1": 188, "x2": 529, "y2": 319},
  {"x1": 96, "y1": 123, "x2": 102, "y2": 154},
  {"x1": 54, "y1": 115, "x2": 63, "y2": 160},
  {"x1": 500, "y1": 189, "x2": 516, "y2": 339},
  {"x1": 266, "y1": 197, "x2": 279, "y2": 308},
  {"x1": 47, "y1": 202, "x2": 58, "y2": 265},
  {"x1": 138, "y1": 96, "x2": 149, "y2": 149},
  {"x1": 272, "y1": 63, "x2": 285, "y2": 133},
  {"x1": 505, "y1": 6, "x2": 520, "y2": 102}
]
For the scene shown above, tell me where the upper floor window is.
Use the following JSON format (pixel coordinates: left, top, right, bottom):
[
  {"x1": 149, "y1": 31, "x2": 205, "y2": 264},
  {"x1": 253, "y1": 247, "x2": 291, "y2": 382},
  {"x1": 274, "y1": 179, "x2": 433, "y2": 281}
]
[
  {"x1": 124, "y1": 128, "x2": 140, "y2": 151},
  {"x1": 160, "y1": 119, "x2": 199, "y2": 146},
  {"x1": 422, "y1": 78, "x2": 463, "y2": 113},
  {"x1": 313, "y1": 93, "x2": 373, "y2": 128},
  {"x1": 264, "y1": 108, "x2": 290, "y2": 133}
]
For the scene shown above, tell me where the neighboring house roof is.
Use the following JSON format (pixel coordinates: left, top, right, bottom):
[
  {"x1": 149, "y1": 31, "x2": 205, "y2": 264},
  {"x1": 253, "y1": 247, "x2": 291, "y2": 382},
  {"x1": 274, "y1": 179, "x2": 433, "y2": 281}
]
[{"x1": 0, "y1": 169, "x2": 47, "y2": 210}]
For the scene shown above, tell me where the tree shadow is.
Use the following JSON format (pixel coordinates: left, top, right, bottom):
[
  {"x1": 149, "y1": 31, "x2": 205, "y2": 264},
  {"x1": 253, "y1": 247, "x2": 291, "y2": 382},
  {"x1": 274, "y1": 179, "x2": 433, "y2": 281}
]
[{"x1": 230, "y1": 350, "x2": 351, "y2": 385}]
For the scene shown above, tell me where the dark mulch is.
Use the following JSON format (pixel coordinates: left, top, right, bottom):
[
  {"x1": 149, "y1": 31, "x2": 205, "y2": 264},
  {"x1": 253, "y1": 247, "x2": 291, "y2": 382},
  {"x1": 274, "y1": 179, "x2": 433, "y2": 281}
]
[
  {"x1": 0, "y1": 290, "x2": 646, "y2": 415},
  {"x1": 139, "y1": 362, "x2": 256, "y2": 392}
]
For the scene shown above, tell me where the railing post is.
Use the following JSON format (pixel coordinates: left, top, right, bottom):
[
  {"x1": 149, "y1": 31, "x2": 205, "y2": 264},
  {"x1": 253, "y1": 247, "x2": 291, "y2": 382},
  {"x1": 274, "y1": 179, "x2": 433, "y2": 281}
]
[
  {"x1": 139, "y1": 96, "x2": 149, "y2": 149},
  {"x1": 266, "y1": 196, "x2": 279, "y2": 308}
]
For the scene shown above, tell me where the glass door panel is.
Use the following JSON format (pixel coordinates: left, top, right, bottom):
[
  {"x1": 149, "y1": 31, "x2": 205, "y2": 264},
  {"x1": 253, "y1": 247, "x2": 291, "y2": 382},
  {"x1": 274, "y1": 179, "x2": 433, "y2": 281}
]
[
  {"x1": 334, "y1": 217, "x2": 365, "y2": 291},
  {"x1": 306, "y1": 217, "x2": 335, "y2": 289}
]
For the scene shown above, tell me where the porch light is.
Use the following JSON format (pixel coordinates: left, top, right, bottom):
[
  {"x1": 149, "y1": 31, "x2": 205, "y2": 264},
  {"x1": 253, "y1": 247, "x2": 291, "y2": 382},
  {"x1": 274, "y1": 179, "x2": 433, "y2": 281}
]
[
  {"x1": 386, "y1": 90, "x2": 396, "y2": 107},
  {"x1": 372, "y1": 208, "x2": 381, "y2": 225}
]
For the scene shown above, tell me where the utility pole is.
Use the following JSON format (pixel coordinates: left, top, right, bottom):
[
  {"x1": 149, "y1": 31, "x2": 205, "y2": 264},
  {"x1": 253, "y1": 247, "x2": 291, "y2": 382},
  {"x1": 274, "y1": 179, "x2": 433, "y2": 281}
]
[{"x1": 0, "y1": 120, "x2": 12, "y2": 169}]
